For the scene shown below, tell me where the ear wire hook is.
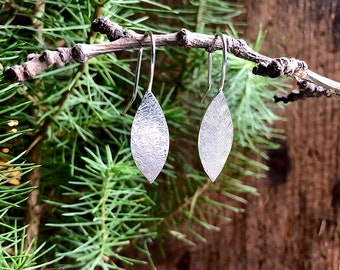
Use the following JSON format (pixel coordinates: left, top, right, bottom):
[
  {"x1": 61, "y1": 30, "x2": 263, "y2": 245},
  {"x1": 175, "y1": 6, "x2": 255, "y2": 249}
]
[
  {"x1": 122, "y1": 47, "x2": 144, "y2": 115},
  {"x1": 122, "y1": 32, "x2": 156, "y2": 114},
  {"x1": 146, "y1": 32, "x2": 155, "y2": 93},
  {"x1": 218, "y1": 33, "x2": 227, "y2": 93}
]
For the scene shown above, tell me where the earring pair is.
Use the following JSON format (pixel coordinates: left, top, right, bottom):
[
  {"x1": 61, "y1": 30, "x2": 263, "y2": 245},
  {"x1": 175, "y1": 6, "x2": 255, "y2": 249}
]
[{"x1": 123, "y1": 33, "x2": 233, "y2": 183}]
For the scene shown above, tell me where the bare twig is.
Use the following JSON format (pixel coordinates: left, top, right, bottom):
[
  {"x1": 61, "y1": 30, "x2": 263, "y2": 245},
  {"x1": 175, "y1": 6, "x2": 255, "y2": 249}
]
[
  {"x1": 273, "y1": 80, "x2": 339, "y2": 103},
  {"x1": 3, "y1": 16, "x2": 340, "y2": 103}
]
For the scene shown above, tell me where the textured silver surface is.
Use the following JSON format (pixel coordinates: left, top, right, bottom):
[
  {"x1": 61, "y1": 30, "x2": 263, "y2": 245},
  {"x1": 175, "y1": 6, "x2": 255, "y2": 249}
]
[
  {"x1": 198, "y1": 91, "x2": 233, "y2": 181},
  {"x1": 131, "y1": 91, "x2": 169, "y2": 183}
]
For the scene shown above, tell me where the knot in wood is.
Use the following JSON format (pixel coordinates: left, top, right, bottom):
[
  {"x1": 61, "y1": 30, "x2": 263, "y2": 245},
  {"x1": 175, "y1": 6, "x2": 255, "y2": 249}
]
[
  {"x1": 72, "y1": 44, "x2": 86, "y2": 63},
  {"x1": 297, "y1": 59, "x2": 308, "y2": 70},
  {"x1": 107, "y1": 24, "x2": 125, "y2": 41},
  {"x1": 92, "y1": 17, "x2": 111, "y2": 33},
  {"x1": 56, "y1": 48, "x2": 72, "y2": 67},
  {"x1": 253, "y1": 61, "x2": 281, "y2": 78},
  {"x1": 176, "y1": 29, "x2": 189, "y2": 47},
  {"x1": 272, "y1": 57, "x2": 289, "y2": 76},
  {"x1": 238, "y1": 39, "x2": 248, "y2": 48},
  {"x1": 23, "y1": 62, "x2": 39, "y2": 80},
  {"x1": 39, "y1": 51, "x2": 54, "y2": 67},
  {"x1": 27, "y1": 53, "x2": 40, "y2": 61},
  {"x1": 233, "y1": 39, "x2": 247, "y2": 55},
  {"x1": 297, "y1": 79, "x2": 308, "y2": 89},
  {"x1": 3, "y1": 66, "x2": 22, "y2": 82},
  {"x1": 92, "y1": 16, "x2": 126, "y2": 41}
]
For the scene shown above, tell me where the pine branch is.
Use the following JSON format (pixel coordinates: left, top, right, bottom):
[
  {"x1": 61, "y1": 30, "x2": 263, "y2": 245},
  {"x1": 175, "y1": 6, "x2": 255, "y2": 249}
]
[
  {"x1": 23, "y1": 1, "x2": 46, "y2": 255},
  {"x1": 3, "y1": 17, "x2": 340, "y2": 103},
  {"x1": 22, "y1": 6, "x2": 104, "y2": 256}
]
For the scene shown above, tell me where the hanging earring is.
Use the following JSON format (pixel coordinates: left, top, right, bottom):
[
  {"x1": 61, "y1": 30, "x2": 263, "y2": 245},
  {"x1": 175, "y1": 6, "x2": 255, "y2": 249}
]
[
  {"x1": 198, "y1": 33, "x2": 234, "y2": 182},
  {"x1": 130, "y1": 33, "x2": 170, "y2": 183},
  {"x1": 122, "y1": 47, "x2": 143, "y2": 115}
]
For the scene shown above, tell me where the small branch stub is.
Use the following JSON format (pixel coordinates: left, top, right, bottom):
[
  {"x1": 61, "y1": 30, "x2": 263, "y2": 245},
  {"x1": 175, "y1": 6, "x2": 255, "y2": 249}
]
[
  {"x1": 92, "y1": 17, "x2": 135, "y2": 41},
  {"x1": 274, "y1": 80, "x2": 340, "y2": 103},
  {"x1": 4, "y1": 48, "x2": 72, "y2": 82}
]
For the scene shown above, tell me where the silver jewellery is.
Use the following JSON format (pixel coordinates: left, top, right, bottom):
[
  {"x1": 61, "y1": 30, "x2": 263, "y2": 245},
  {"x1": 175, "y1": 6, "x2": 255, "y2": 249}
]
[
  {"x1": 198, "y1": 33, "x2": 234, "y2": 181},
  {"x1": 123, "y1": 32, "x2": 233, "y2": 183},
  {"x1": 122, "y1": 46, "x2": 143, "y2": 116},
  {"x1": 124, "y1": 33, "x2": 170, "y2": 183}
]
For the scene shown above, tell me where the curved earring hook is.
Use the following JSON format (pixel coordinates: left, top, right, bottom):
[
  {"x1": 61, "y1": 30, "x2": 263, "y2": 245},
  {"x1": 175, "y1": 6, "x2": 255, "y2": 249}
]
[
  {"x1": 201, "y1": 33, "x2": 227, "y2": 103},
  {"x1": 218, "y1": 33, "x2": 227, "y2": 92},
  {"x1": 146, "y1": 32, "x2": 155, "y2": 93},
  {"x1": 122, "y1": 47, "x2": 144, "y2": 115},
  {"x1": 122, "y1": 32, "x2": 156, "y2": 114}
]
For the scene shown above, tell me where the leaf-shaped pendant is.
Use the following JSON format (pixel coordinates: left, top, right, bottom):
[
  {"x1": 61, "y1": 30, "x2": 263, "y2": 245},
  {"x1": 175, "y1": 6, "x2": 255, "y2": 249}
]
[
  {"x1": 198, "y1": 91, "x2": 233, "y2": 181},
  {"x1": 131, "y1": 91, "x2": 169, "y2": 183}
]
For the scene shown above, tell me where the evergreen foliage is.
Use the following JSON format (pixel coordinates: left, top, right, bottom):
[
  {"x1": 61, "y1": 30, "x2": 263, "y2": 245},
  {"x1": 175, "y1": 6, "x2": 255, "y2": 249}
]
[{"x1": 0, "y1": 0, "x2": 286, "y2": 269}]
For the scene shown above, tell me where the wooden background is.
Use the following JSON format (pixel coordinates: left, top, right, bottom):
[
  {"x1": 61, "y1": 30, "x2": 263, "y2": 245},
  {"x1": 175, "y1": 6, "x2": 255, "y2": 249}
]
[{"x1": 127, "y1": 1, "x2": 340, "y2": 269}]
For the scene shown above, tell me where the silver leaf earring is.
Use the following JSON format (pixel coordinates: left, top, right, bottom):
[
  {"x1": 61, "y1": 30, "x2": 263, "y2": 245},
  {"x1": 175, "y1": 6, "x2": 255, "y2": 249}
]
[
  {"x1": 128, "y1": 33, "x2": 170, "y2": 183},
  {"x1": 198, "y1": 33, "x2": 234, "y2": 182}
]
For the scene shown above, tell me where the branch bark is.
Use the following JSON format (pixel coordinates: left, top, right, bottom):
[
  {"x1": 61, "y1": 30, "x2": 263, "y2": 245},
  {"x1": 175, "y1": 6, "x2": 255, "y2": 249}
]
[
  {"x1": 3, "y1": 17, "x2": 340, "y2": 103},
  {"x1": 25, "y1": 148, "x2": 43, "y2": 251}
]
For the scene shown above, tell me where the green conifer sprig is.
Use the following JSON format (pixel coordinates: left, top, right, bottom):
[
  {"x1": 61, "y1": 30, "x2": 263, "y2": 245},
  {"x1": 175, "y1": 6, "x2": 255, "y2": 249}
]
[{"x1": 0, "y1": 0, "x2": 287, "y2": 268}]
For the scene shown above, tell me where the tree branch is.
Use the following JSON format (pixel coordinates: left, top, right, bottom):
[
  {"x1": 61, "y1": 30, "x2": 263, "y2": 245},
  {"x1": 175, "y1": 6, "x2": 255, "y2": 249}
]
[
  {"x1": 25, "y1": 148, "x2": 43, "y2": 251},
  {"x1": 3, "y1": 17, "x2": 340, "y2": 103},
  {"x1": 24, "y1": 1, "x2": 46, "y2": 253}
]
